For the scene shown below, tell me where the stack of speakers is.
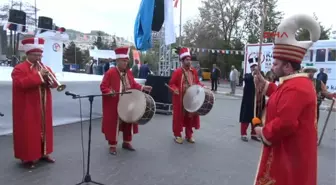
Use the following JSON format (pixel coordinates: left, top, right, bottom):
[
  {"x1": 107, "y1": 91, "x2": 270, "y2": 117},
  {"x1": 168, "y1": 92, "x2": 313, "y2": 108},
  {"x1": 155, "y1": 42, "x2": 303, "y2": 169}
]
[
  {"x1": 6, "y1": 9, "x2": 54, "y2": 32},
  {"x1": 145, "y1": 75, "x2": 173, "y2": 115}
]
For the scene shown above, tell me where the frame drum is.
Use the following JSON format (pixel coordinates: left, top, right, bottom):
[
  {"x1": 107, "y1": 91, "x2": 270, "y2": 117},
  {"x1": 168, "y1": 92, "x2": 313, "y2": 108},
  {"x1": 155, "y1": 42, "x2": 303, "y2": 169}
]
[
  {"x1": 183, "y1": 85, "x2": 215, "y2": 116},
  {"x1": 118, "y1": 89, "x2": 156, "y2": 125}
]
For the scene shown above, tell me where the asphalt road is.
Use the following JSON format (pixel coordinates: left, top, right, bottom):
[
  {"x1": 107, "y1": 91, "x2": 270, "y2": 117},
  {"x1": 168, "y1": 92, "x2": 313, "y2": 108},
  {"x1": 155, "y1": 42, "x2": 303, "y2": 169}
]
[{"x1": 0, "y1": 93, "x2": 335, "y2": 185}]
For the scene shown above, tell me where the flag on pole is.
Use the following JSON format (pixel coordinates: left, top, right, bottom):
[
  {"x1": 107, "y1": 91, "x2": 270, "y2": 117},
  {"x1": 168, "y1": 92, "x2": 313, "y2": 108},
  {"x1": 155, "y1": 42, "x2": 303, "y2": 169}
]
[
  {"x1": 173, "y1": 0, "x2": 179, "y2": 8},
  {"x1": 165, "y1": 0, "x2": 176, "y2": 45},
  {"x1": 3, "y1": 22, "x2": 25, "y2": 33}
]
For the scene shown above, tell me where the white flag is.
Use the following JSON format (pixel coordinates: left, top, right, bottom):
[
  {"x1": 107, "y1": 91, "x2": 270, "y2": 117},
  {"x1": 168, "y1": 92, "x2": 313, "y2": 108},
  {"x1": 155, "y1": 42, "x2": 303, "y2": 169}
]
[{"x1": 164, "y1": 0, "x2": 176, "y2": 45}]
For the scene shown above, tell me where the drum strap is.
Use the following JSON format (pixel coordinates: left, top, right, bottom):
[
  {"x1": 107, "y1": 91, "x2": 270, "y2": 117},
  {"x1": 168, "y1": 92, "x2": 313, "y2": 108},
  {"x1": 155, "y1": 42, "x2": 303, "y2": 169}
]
[
  {"x1": 182, "y1": 68, "x2": 192, "y2": 88},
  {"x1": 182, "y1": 68, "x2": 194, "y2": 117},
  {"x1": 116, "y1": 68, "x2": 129, "y2": 93}
]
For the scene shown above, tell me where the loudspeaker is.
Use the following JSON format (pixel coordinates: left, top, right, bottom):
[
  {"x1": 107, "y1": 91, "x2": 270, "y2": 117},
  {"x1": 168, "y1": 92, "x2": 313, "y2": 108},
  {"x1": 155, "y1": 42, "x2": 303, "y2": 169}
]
[
  {"x1": 152, "y1": 0, "x2": 164, "y2": 32},
  {"x1": 8, "y1": 9, "x2": 26, "y2": 31},
  {"x1": 145, "y1": 75, "x2": 172, "y2": 104},
  {"x1": 8, "y1": 9, "x2": 26, "y2": 24},
  {"x1": 38, "y1": 16, "x2": 53, "y2": 30}
]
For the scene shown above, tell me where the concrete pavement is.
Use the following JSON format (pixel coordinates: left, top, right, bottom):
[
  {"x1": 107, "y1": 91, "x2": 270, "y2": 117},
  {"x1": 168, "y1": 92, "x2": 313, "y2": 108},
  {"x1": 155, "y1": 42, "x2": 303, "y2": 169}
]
[{"x1": 0, "y1": 94, "x2": 335, "y2": 185}]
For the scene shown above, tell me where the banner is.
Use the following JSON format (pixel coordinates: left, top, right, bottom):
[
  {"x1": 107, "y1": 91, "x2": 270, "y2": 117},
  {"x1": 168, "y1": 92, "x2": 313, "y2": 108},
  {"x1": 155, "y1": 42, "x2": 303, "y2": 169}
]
[
  {"x1": 36, "y1": 31, "x2": 69, "y2": 73},
  {"x1": 187, "y1": 47, "x2": 244, "y2": 55},
  {"x1": 244, "y1": 44, "x2": 273, "y2": 73},
  {"x1": 89, "y1": 48, "x2": 116, "y2": 59}
]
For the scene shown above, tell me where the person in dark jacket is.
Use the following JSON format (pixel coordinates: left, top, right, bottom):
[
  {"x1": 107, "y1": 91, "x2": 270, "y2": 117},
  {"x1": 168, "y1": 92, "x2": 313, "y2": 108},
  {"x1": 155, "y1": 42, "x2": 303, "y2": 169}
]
[
  {"x1": 316, "y1": 68, "x2": 328, "y2": 85},
  {"x1": 239, "y1": 58, "x2": 265, "y2": 142},
  {"x1": 131, "y1": 59, "x2": 140, "y2": 78},
  {"x1": 196, "y1": 64, "x2": 202, "y2": 81},
  {"x1": 303, "y1": 64, "x2": 335, "y2": 123},
  {"x1": 139, "y1": 61, "x2": 151, "y2": 79},
  {"x1": 103, "y1": 60, "x2": 110, "y2": 74},
  {"x1": 210, "y1": 64, "x2": 220, "y2": 91}
]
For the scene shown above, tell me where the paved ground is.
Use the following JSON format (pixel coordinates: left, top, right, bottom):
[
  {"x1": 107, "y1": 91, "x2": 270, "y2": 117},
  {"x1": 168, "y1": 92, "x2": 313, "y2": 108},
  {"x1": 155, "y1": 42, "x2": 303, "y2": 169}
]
[{"x1": 0, "y1": 93, "x2": 335, "y2": 185}]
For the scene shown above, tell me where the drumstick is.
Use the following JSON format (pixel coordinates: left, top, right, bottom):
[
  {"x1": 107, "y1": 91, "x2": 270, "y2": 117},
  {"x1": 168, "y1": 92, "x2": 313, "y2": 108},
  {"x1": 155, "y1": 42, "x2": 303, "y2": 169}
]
[
  {"x1": 165, "y1": 83, "x2": 179, "y2": 95},
  {"x1": 104, "y1": 91, "x2": 132, "y2": 96}
]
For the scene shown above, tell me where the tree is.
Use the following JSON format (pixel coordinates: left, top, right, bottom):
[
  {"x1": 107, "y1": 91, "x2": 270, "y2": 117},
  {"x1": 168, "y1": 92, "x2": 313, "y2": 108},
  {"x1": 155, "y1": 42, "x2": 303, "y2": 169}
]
[
  {"x1": 181, "y1": 0, "x2": 252, "y2": 77},
  {"x1": 82, "y1": 49, "x2": 91, "y2": 64},
  {"x1": 111, "y1": 36, "x2": 117, "y2": 50},
  {"x1": 63, "y1": 42, "x2": 84, "y2": 66},
  {"x1": 128, "y1": 45, "x2": 137, "y2": 68},
  {"x1": 242, "y1": 0, "x2": 283, "y2": 43},
  {"x1": 296, "y1": 13, "x2": 330, "y2": 40},
  {"x1": 93, "y1": 31, "x2": 111, "y2": 50}
]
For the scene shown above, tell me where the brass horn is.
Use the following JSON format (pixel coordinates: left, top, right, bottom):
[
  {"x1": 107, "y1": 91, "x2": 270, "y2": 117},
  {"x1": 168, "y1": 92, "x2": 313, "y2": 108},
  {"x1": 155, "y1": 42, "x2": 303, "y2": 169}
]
[{"x1": 37, "y1": 61, "x2": 66, "y2": 92}]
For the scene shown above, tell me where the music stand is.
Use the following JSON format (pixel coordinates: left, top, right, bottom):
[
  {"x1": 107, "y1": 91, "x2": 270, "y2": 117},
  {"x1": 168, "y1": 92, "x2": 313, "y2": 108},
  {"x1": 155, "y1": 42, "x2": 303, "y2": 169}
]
[{"x1": 65, "y1": 91, "x2": 131, "y2": 185}]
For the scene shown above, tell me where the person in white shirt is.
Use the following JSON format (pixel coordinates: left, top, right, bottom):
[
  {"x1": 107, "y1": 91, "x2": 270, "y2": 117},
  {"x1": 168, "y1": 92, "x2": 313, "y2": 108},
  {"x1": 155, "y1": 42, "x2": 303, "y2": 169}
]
[{"x1": 229, "y1": 65, "x2": 239, "y2": 94}]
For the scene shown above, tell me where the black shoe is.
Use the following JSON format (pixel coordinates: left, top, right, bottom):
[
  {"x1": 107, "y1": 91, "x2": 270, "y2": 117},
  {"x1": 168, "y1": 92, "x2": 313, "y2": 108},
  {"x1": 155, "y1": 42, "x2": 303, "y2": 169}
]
[
  {"x1": 22, "y1": 161, "x2": 36, "y2": 169},
  {"x1": 122, "y1": 143, "x2": 136, "y2": 151},
  {"x1": 251, "y1": 136, "x2": 261, "y2": 142},
  {"x1": 241, "y1": 136, "x2": 248, "y2": 142}
]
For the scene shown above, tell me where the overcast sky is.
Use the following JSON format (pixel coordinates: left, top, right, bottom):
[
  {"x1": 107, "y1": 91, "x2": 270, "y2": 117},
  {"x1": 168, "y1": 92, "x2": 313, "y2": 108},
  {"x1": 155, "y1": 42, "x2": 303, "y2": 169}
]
[{"x1": 1, "y1": 0, "x2": 335, "y2": 40}]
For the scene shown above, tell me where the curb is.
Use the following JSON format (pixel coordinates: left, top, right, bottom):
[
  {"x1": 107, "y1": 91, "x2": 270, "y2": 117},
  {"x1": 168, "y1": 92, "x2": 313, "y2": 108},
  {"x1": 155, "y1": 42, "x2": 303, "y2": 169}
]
[{"x1": 216, "y1": 91, "x2": 336, "y2": 112}]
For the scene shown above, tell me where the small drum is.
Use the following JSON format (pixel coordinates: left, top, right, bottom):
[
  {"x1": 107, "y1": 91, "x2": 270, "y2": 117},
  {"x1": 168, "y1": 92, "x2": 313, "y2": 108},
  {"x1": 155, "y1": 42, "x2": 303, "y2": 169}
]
[
  {"x1": 183, "y1": 85, "x2": 215, "y2": 116},
  {"x1": 118, "y1": 89, "x2": 156, "y2": 125}
]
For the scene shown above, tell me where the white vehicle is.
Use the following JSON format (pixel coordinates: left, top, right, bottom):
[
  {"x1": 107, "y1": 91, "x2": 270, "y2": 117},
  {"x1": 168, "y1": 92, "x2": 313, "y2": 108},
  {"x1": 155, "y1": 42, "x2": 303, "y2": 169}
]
[{"x1": 244, "y1": 40, "x2": 336, "y2": 91}]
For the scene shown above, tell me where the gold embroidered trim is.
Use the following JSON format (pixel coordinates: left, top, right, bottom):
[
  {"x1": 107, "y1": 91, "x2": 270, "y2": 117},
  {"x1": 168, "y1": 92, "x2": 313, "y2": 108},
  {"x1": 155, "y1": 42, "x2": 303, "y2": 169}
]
[
  {"x1": 279, "y1": 73, "x2": 308, "y2": 85},
  {"x1": 256, "y1": 148, "x2": 276, "y2": 185}
]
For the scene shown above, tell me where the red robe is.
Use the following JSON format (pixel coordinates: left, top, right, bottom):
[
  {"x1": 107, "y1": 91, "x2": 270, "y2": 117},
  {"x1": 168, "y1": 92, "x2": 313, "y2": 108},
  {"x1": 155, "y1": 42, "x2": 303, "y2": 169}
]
[
  {"x1": 254, "y1": 73, "x2": 317, "y2": 185},
  {"x1": 100, "y1": 67, "x2": 143, "y2": 145},
  {"x1": 169, "y1": 67, "x2": 204, "y2": 137},
  {"x1": 11, "y1": 61, "x2": 56, "y2": 161}
]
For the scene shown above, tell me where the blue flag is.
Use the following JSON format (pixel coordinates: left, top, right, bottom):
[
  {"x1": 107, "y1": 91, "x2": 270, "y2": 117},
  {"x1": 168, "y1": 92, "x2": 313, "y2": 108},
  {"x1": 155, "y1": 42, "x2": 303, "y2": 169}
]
[{"x1": 134, "y1": 0, "x2": 155, "y2": 51}]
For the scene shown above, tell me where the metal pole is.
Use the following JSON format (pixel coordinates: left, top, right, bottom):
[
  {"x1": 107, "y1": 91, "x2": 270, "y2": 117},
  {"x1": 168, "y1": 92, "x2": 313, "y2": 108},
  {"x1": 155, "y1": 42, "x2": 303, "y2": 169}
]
[
  {"x1": 179, "y1": 0, "x2": 182, "y2": 45},
  {"x1": 34, "y1": 0, "x2": 37, "y2": 27},
  {"x1": 75, "y1": 44, "x2": 77, "y2": 65}
]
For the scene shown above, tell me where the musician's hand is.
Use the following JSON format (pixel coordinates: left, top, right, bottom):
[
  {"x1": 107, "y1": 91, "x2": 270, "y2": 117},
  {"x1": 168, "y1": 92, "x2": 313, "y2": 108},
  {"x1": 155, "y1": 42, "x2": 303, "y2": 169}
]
[
  {"x1": 253, "y1": 69, "x2": 267, "y2": 89},
  {"x1": 40, "y1": 69, "x2": 49, "y2": 78},
  {"x1": 109, "y1": 90, "x2": 116, "y2": 97},
  {"x1": 254, "y1": 126, "x2": 263, "y2": 136},
  {"x1": 143, "y1": 85, "x2": 152, "y2": 92},
  {"x1": 173, "y1": 90, "x2": 179, "y2": 95}
]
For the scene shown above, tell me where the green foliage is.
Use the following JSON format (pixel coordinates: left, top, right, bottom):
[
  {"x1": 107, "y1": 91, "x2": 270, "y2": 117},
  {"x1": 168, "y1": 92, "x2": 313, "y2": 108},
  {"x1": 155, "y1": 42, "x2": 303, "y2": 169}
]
[
  {"x1": 93, "y1": 31, "x2": 111, "y2": 50},
  {"x1": 296, "y1": 13, "x2": 330, "y2": 41},
  {"x1": 63, "y1": 41, "x2": 84, "y2": 66}
]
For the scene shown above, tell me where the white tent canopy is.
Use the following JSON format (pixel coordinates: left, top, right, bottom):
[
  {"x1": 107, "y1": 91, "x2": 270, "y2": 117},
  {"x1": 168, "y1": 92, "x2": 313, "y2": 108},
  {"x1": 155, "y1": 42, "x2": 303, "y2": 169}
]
[{"x1": 89, "y1": 46, "x2": 116, "y2": 59}]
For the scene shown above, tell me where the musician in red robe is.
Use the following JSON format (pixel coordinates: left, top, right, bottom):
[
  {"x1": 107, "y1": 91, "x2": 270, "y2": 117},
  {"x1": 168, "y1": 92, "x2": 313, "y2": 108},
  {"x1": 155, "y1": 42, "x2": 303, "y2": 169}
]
[
  {"x1": 100, "y1": 47, "x2": 152, "y2": 155},
  {"x1": 168, "y1": 47, "x2": 204, "y2": 144},
  {"x1": 11, "y1": 37, "x2": 57, "y2": 169},
  {"x1": 252, "y1": 15, "x2": 320, "y2": 185}
]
